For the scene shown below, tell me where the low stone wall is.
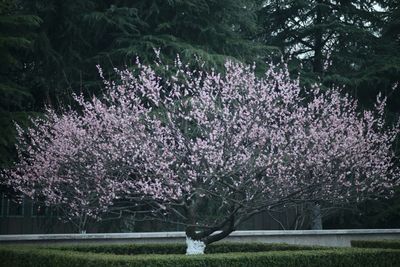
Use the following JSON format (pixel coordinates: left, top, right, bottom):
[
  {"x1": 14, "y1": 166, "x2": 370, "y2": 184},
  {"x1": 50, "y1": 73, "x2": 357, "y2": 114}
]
[{"x1": 0, "y1": 229, "x2": 399, "y2": 247}]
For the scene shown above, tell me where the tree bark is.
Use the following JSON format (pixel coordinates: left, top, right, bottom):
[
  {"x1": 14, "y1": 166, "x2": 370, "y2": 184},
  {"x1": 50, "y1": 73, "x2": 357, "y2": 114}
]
[
  {"x1": 184, "y1": 201, "x2": 237, "y2": 254},
  {"x1": 311, "y1": 202, "x2": 323, "y2": 230},
  {"x1": 313, "y1": 0, "x2": 324, "y2": 75}
]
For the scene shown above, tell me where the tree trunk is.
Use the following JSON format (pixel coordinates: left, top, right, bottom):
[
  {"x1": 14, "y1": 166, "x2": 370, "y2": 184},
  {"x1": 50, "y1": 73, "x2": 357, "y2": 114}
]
[
  {"x1": 185, "y1": 219, "x2": 236, "y2": 254},
  {"x1": 311, "y1": 202, "x2": 323, "y2": 230},
  {"x1": 185, "y1": 226, "x2": 236, "y2": 255},
  {"x1": 184, "y1": 201, "x2": 236, "y2": 254},
  {"x1": 313, "y1": 0, "x2": 324, "y2": 75},
  {"x1": 78, "y1": 214, "x2": 88, "y2": 234},
  {"x1": 185, "y1": 235, "x2": 206, "y2": 255}
]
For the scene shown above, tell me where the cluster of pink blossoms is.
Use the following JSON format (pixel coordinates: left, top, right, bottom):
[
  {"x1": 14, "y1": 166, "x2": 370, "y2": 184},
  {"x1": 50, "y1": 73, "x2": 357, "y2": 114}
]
[{"x1": 3, "y1": 57, "x2": 399, "y2": 231}]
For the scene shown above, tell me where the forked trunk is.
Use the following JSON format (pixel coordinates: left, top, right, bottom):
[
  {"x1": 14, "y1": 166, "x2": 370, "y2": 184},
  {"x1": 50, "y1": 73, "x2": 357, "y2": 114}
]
[
  {"x1": 184, "y1": 201, "x2": 236, "y2": 254},
  {"x1": 184, "y1": 226, "x2": 235, "y2": 255},
  {"x1": 186, "y1": 236, "x2": 206, "y2": 255}
]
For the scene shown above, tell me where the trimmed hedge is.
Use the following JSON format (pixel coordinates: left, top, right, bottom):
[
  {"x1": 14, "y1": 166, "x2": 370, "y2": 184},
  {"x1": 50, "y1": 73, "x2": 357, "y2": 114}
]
[
  {"x1": 48, "y1": 242, "x2": 326, "y2": 255},
  {"x1": 0, "y1": 246, "x2": 400, "y2": 267},
  {"x1": 351, "y1": 240, "x2": 400, "y2": 250}
]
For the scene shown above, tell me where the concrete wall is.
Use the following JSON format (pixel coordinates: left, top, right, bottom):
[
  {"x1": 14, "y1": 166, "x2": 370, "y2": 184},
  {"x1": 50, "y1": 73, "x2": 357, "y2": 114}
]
[{"x1": 0, "y1": 229, "x2": 399, "y2": 247}]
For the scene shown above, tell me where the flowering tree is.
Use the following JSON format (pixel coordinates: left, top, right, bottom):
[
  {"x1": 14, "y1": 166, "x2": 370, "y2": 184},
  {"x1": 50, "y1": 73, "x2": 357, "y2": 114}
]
[
  {"x1": 276, "y1": 89, "x2": 400, "y2": 229},
  {"x1": 3, "y1": 57, "x2": 399, "y2": 253},
  {"x1": 6, "y1": 107, "x2": 145, "y2": 232}
]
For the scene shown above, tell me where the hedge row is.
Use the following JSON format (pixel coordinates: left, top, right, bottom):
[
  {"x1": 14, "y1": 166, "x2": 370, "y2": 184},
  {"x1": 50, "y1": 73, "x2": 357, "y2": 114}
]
[
  {"x1": 351, "y1": 240, "x2": 400, "y2": 250},
  {"x1": 48, "y1": 242, "x2": 326, "y2": 255},
  {"x1": 1, "y1": 246, "x2": 399, "y2": 267}
]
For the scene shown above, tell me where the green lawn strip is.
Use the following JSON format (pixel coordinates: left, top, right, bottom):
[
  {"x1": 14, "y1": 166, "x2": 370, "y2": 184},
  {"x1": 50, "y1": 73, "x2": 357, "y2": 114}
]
[
  {"x1": 1, "y1": 246, "x2": 399, "y2": 267},
  {"x1": 351, "y1": 239, "x2": 400, "y2": 249}
]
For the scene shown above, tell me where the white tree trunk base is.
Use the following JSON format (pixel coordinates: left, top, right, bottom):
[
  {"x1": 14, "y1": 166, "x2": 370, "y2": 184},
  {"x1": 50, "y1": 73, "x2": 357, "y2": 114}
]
[{"x1": 186, "y1": 236, "x2": 206, "y2": 255}]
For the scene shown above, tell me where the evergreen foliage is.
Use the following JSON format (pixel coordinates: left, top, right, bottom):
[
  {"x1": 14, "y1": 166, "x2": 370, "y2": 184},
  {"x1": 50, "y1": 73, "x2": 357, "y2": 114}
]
[
  {"x1": 257, "y1": 0, "x2": 400, "y2": 111},
  {"x1": 0, "y1": 0, "x2": 41, "y2": 167},
  {"x1": 23, "y1": 0, "x2": 270, "y2": 100}
]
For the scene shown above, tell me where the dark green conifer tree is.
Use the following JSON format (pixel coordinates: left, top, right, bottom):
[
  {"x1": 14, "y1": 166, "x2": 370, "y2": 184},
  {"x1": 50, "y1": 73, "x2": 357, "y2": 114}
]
[{"x1": 0, "y1": 0, "x2": 41, "y2": 166}]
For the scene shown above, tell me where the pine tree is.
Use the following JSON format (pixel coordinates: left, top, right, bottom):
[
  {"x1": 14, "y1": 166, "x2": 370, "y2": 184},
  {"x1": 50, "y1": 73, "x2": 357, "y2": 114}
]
[
  {"x1": 23, "y1": 0, "x2": 271, "y2": 103},
  {"x1": 0, "y1": 0, "x2": 41, "y2": 167},
  {"x1": 257, "y1": 0, "x2": 392, "y2": 91}
]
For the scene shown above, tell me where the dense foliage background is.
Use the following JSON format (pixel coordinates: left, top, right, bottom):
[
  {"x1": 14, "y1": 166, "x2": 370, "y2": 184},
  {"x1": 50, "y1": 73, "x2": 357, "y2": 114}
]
[{"x1": 1, "y1": 0, "x2": 399, "y2": 230}]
